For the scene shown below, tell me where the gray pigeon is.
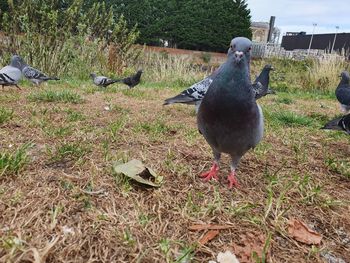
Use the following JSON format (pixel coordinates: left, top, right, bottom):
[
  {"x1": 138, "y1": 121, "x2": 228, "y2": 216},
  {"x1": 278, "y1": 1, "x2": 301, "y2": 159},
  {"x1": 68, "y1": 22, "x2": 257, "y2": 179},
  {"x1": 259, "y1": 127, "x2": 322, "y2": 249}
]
[
  {"x1": 197, "y1": 37, "x2": 264, "y2": 189},
  {"x1": 90, "y1": 73, "x2": 120, "y2": 88},
  {"x1": 21, "y1": 60, "x2": 59, "y2": 85},
  {"x1": 164, "y1": 64, "x2": 273, "y2": 113},
  {"x1": 0, "y1": 55, "x2": 23, "y2": 90},
  {"x1": 253, "y1": 64, "x2": 275, "y2": 99},
  {"x1": 322, "y1": 114, "x2": 350, "y2": 134},
  {"x1": 335, "y1": 71, "x2": 350, "y2": 112},
  {"x1": 163, "y1": 67, "x2": 220, "y2": 108}
]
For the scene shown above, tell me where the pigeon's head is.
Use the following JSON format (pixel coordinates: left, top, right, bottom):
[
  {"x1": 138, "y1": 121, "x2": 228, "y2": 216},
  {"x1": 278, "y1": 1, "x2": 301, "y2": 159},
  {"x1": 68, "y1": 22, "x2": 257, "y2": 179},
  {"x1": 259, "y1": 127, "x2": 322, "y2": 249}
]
[
  {"x1": 10, "y1": 55, "x2": 26, "y2": 69},
  {"x1": 340, "y1": 71, "x2": 350, "y2": 82},
  {"x1": 137, "y1": 69, "x2": 143, "y2": 74},
  {"x1": 264, "y1": 64, "x2": 274, "y2": 71},
  {"x1": 228, "y1": 37, "x2": 252, "y2": 65},
  {"x1": 90, "y1": 73, "x2": 97, "y2": 79}
]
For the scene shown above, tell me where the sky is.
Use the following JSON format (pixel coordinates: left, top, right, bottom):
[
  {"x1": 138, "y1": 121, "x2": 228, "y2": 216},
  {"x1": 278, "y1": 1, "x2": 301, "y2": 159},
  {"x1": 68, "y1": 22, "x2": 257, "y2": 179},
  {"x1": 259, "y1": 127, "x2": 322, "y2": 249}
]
[{"x1": 247, "y1": 0, "x2": 350, "y2": 36}]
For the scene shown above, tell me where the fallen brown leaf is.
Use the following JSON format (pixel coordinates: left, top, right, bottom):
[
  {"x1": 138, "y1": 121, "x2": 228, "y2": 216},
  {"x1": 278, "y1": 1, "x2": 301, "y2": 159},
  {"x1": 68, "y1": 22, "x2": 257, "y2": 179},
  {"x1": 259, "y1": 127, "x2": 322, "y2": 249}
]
[
  {"x1": 199, "y1": 230, "x2": 219, "y2": 245},
  {"x1": 287, "y1": 218, "x2": 322, "y2": 245},
  {"x1": 233, "y1": 232, "x2": 267, "y2": 263},
  {"x1": 189, "y1": 224, "x2": 232, "y2": 231}
]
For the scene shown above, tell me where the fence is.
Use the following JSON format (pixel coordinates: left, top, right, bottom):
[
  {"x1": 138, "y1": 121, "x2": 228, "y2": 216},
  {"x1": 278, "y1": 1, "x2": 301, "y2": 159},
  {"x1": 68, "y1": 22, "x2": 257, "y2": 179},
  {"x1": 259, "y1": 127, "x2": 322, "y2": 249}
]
[{"x1": 252, "y1": 42, "x2": 345, "y2": 61}]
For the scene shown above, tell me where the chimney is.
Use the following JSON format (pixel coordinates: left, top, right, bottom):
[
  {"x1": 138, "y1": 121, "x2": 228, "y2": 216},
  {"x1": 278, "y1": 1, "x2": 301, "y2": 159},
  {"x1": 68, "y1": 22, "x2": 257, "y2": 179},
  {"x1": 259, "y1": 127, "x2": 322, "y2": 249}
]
[{"x1": 267, "y1": 16, "x2": 276, "y2": 43}]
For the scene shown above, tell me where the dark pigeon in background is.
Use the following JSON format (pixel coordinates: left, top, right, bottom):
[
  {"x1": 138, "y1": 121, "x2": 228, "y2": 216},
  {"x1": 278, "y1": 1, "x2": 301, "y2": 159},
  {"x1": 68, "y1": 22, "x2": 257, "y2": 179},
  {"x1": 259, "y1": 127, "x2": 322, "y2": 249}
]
[
  {"x1": 90, "y1": 73, "x2": 120, "y2": 88},
  {"x1": 0, "y1": 55, "x2": 23, "y2": 90},
  {"x1": 197, "y1": 37, "x2": 264, "y2": 189},
  {"x1": 322, "y1": 114, "x2": 350, "y2": 135},
  {"x1": 335, "y1": 71, "x2": 350, "y2": 112},
  {"x1": 117, "y1": 70, "x2": 143, "y2": 88},
  {"x1": 253, "y1": 64, "x2": 275, "y2": 99}
]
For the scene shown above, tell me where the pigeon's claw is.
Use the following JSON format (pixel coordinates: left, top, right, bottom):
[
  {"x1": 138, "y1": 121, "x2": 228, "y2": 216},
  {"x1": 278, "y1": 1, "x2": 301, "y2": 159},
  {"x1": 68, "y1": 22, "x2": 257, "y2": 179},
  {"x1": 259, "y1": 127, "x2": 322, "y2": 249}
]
[
  {"x1": 227, "y1": 171, "x2": 239, "y2": 189},
  {"x1": 199, "y1": 163, "x2": 219, "y2": 182}
]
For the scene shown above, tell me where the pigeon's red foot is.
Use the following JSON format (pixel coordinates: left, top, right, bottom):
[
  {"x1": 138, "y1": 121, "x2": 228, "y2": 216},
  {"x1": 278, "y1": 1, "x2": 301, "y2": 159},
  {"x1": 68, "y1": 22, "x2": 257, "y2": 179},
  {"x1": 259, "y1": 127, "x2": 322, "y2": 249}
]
[
  {"x1": 227, "y1": 171, "x2": 239, "y2": 189},
  {"x1": 199, "y1": 163, "x2": 219, "y2": 182}
]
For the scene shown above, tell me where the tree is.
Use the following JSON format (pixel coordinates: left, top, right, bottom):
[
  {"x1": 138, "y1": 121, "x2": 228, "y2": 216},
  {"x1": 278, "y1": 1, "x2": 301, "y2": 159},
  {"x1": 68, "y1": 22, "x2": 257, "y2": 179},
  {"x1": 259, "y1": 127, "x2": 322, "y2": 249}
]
[{"x1": 112, "y1": 0, "x2": 252, "y2": 52}]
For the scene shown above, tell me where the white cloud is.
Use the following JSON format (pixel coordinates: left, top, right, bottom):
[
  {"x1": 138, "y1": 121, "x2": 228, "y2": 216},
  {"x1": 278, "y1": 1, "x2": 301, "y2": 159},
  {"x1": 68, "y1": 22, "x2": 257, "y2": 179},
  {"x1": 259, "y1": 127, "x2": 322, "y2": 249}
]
[{"x1": 247, "y1": 0, "x2": 350, "y2": 35}]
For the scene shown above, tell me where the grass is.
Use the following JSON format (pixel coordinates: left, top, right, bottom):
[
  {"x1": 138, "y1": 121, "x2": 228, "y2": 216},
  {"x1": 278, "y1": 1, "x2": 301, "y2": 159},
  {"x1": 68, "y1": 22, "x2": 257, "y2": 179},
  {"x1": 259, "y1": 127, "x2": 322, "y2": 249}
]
[
  {"x1": 0, "y1": 143, "x2": 32, "y2": 176},
  {"x1": 28, "y1": 89, "x2": 83, "y2": 104},
  {"x1": 0, "y1": 107, "x2": 13, "y2": 125},
  {"x1": 267, "y1": 110, "x2": 315, "y2": 127},
  {"x1": 0, "y1": 59, "x2": 350, "y2": 263}
]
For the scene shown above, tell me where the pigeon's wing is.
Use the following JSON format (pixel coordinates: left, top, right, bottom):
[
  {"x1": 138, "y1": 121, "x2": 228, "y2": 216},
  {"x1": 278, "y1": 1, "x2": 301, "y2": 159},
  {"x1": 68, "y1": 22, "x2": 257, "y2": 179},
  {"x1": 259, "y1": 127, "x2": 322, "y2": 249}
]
[
  {"x1": 336, "y1": 86, "x2": 350, "y2": 106},
  {"x1": 23, "y1": 66, "x2": 48, "y2": 80},
  {"x1": 163, "y1": 77, "x2": 212, "y2": 105},
  {"x1": 252, "y1": 82, "x2": 264, "y2": 99},
  {"x1": 94, "y1": 76, "x2": 108, "y2": 86},
  {"x1": 341, "y1": 114, "x2": 350, "y2": 134},
  {"x1": 0, "y1": 66, "x2": 22, "y2": 84},
  {"x1": 122, "y1": 76, "x2": 133, "y2": 86}
]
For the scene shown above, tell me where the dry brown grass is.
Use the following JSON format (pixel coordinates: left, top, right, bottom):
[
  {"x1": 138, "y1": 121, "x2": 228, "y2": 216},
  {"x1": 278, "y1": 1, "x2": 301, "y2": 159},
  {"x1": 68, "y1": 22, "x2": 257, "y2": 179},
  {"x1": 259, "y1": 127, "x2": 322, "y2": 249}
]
[{"x1": 0, "y1": 81, "x2": 350, "y2": 263}]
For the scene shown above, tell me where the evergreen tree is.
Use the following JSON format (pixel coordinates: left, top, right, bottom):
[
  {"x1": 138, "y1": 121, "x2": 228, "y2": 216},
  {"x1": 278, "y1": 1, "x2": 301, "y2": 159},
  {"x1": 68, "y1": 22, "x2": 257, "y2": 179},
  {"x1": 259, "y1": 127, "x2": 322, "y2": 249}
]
[{"x1": 111, "y1": 0, "x2": 252, "y2": 52}]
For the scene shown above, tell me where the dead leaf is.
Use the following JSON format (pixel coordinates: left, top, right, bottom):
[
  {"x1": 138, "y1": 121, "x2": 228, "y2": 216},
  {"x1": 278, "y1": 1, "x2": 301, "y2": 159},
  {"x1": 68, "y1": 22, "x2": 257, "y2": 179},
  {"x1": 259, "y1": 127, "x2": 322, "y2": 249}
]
[
  {"x1": 233, "y1": 232, "x2": 267, "y2": 263},
  {"x1": 199, "y1": 230, "x2": 219, "y2": 245},
  {"x1": 189, "y1": 224, "x2": 233, "y2": 231},
  {"x1": 113, "y1": 159, "x2": 163, "y2": 187},
  {"x1": 287, "y1": 218, "x2": 322, "y2": 245}
]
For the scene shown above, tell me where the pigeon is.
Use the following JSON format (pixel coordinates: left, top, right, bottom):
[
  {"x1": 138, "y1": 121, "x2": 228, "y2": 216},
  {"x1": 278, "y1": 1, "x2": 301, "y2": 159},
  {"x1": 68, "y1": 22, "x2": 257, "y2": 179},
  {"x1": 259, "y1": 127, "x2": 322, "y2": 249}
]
[
  {"x1": 117, "y1": 70, "x2": 143, "y2": 88},
  {"x1": 321, "y1": 114, "x2": 350, "y2": 134},
  {"x1": 164, "y1": 64, "x2": 274, "y2": 112},
  {"x1": 253, "y1": 64, "x2": 275, "y2": 99},
  {"x1": 90, "y1": 73, "x2": 120, "y2": 88},
  {"x1": 21, "y1": 59, "x2": 60, "y2": 85},
  {"x1": 0, "y1": 55, "x2": 23, "y2": 90},
  {"x1": 197, "y1": 37, "x2": 264, "y2": 189},
  {"x1": 163, "y1": 68, "x2": 221, "y2": 112},
  {"x1": 335, "y1": 71, "x2": 350, "y2": 113}
]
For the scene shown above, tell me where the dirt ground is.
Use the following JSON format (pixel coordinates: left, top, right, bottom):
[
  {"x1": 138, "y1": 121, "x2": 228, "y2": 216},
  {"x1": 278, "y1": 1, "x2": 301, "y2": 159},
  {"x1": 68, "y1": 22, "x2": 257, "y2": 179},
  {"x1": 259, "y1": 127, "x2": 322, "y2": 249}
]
[{"x1": 0, "y1": 83, "x2": 350, "y2": 263}]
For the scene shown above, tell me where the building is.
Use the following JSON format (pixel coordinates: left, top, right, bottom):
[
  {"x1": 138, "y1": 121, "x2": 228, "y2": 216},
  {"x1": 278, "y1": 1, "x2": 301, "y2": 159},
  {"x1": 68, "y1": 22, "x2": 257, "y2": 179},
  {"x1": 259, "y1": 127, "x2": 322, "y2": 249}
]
[
  {"x1": 251, "y1": 22, "x2": 270, "y2": 43},
  {"x1": 251, "y1": 18, "x2": 281, "y2": 43},
  {"x1": 281, "y1": 32, "x2": 350, "y2": 52}
]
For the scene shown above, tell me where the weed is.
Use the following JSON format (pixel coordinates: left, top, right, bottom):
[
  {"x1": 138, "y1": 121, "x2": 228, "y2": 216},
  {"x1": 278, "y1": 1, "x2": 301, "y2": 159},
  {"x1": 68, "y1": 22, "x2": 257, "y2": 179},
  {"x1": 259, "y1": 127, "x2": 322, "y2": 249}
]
[
  {"x1": 0, "y1": 143, "x2": 33, "y2": 176},
  {"x1": 49, "y1": 142, "x2": 90, "y2": 164},
  {"x1": 0, "y1": 107, "x2": 13, "y2": 125},
  {"x1": 28, "y1": 90, "x2": 83, "y2": 104},
  {"x1": 268, "y1": 110, "x2": 314, "y2": 127}
]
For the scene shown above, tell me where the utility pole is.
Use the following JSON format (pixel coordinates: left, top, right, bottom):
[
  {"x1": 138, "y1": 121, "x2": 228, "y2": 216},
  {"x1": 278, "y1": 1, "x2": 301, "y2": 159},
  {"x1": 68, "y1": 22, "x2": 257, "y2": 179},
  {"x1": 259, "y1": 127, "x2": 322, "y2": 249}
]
[
  {"x1": 331, "y1": 26, "x2": 339, "y2": 53},
  {"x1": 307, "y1": 23, "x2": 317, "y2": 56}
]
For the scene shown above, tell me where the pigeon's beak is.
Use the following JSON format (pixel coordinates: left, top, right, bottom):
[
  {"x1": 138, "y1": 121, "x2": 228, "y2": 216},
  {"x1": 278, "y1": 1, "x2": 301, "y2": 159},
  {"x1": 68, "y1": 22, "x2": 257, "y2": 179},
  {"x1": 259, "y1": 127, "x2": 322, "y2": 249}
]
[{"x1": 233, "y1": 51, "x2": 244, "y2": 64}]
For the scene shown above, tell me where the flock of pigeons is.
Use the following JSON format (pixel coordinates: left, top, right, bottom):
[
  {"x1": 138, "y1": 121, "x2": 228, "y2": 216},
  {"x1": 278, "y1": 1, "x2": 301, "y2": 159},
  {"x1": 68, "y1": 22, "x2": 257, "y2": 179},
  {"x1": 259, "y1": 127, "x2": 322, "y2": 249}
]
[
  {"x1": 0, "y1": 55, "x2": 143, "y2": 89},
  {"x1": 1, "y1": 37, "x2": 349, "y2": 189}
]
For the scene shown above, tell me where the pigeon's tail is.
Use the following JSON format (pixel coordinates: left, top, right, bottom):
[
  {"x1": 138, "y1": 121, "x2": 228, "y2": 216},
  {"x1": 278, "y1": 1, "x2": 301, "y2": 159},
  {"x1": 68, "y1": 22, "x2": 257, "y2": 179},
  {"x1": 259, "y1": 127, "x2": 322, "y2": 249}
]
[
  {"x1": 321, "y1": 117, "x2": 343, "y2": 131},
  {"x1": 163, "y1": 94, "x2": 197, "y2": 106},
  {"x1": 105, "y1": 79, "x2": 121, "y2": 86},
  {"x1": 45, "y1": 77, "x2": 60, "y2": 81}
]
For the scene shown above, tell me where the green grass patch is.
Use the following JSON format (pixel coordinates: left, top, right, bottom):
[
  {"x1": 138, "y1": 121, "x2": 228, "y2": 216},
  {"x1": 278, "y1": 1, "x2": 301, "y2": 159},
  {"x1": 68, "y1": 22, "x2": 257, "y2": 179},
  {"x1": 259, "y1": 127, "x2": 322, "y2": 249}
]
[
  {"x1": 275, "y1": 97, "x2": 294, "y2": 105},
  {"x1": 0, "y1": 143, "x2": 32, "y2": 176},
  {"x1": 28, "y1": 90, "x2": 83, "y2": 104},
  {"x1": 65, "y1": 109, "x2": 86, "y2": 122},
  {"x1": 0, "y1": 107, "x2": 13, "y2": 125},
  {"x1": 49, "y1": 142, "x2": 90, "y2": 163},
  {"x1": 267, "y1": 110, "x2": 314, "y2": 127},
  {"x1": 326, "y1": 157, "x2": 350, "y2": 178}
]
